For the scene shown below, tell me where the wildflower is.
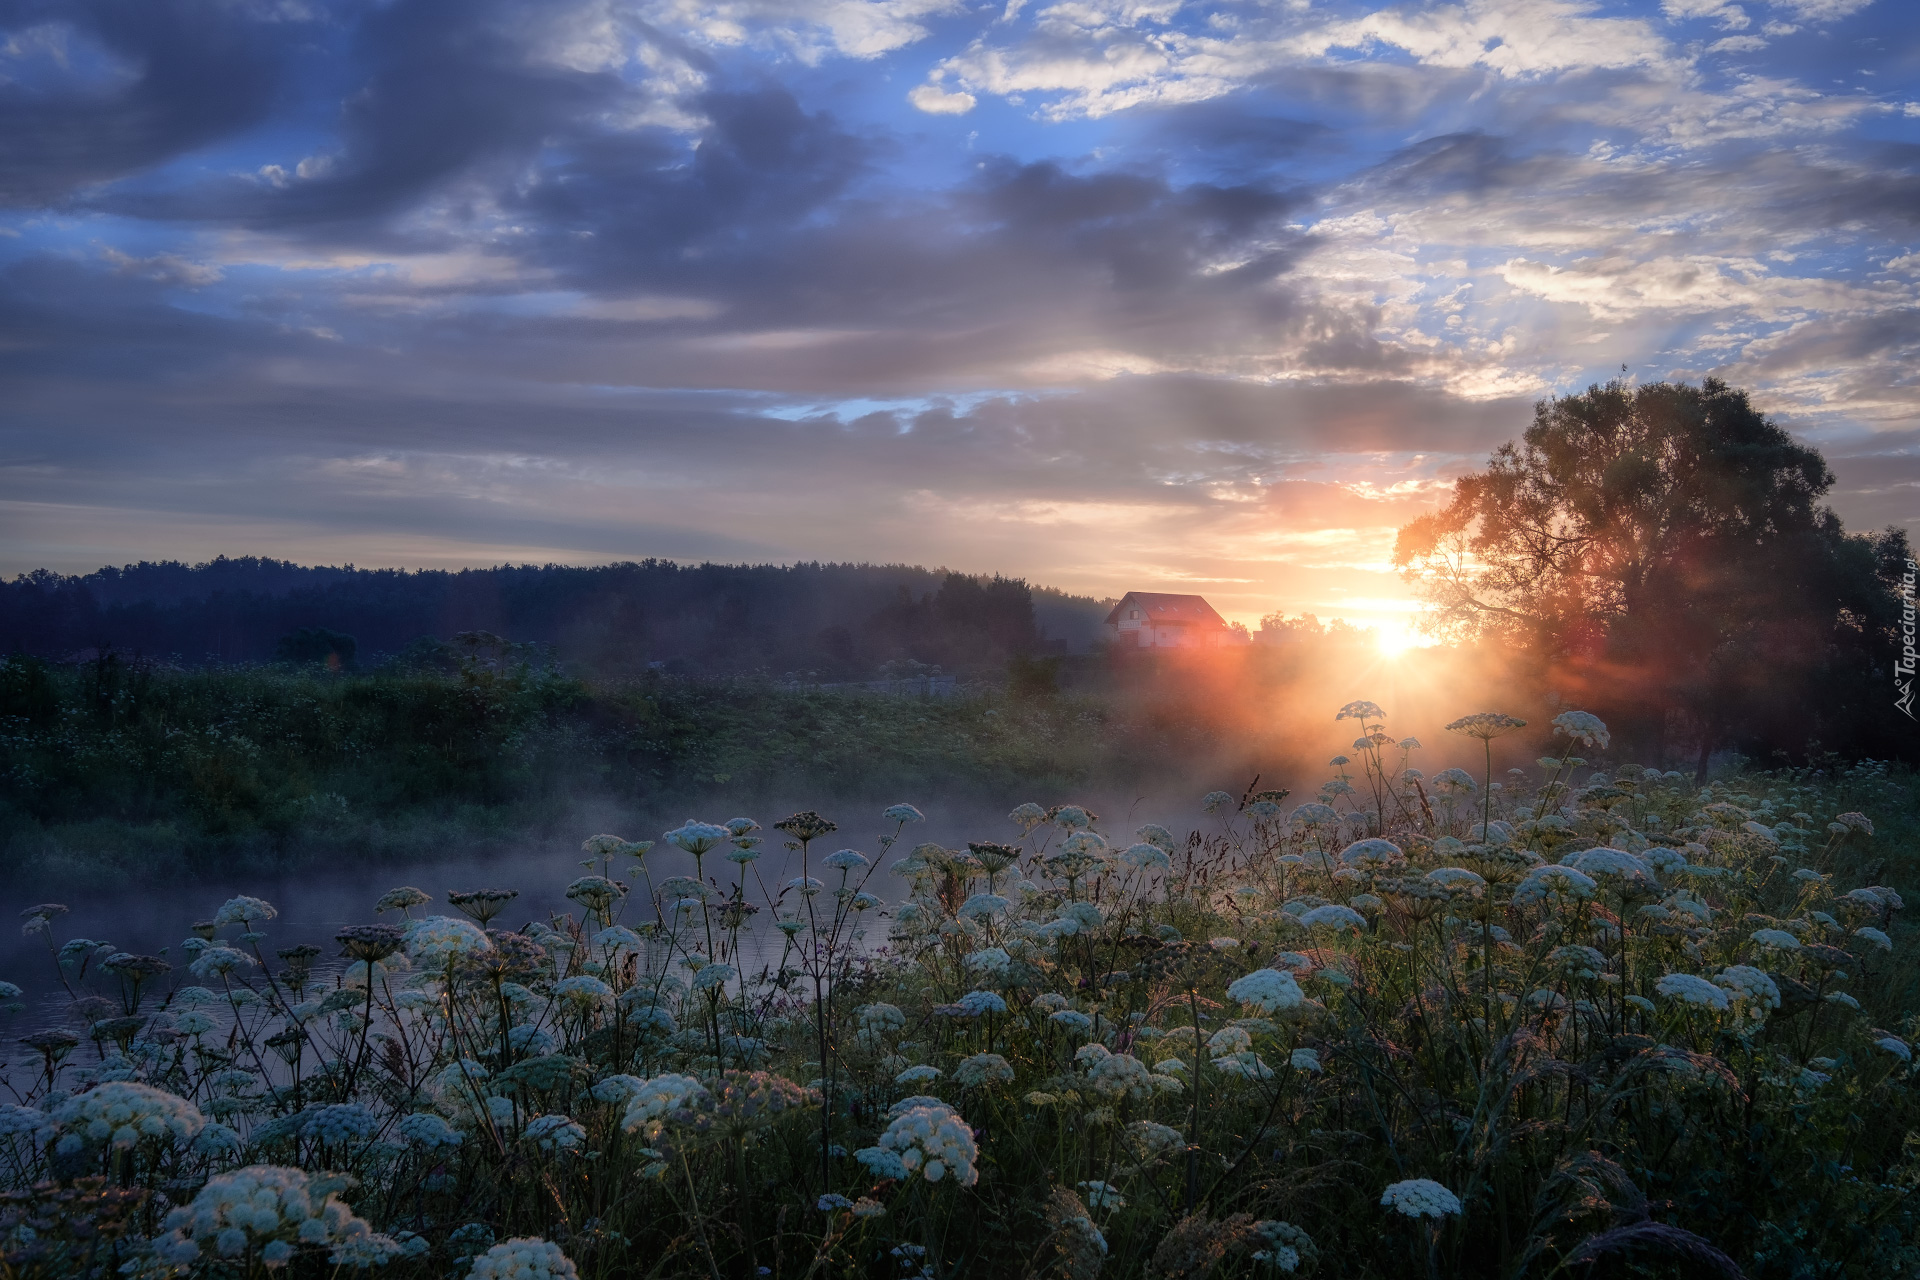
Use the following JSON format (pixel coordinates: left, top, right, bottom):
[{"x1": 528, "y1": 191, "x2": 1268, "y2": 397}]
[
  {"x1": 1446, "y1": 712, "x2": 1527, "y2": 740},
  {"x1": 856, "y1": 1101, "x2": 978, "y2": 1185},
  {"x1": 1290, "y1": 1048, "x2": 1322, "y2": 1072},
  {"x1": 1835, "y1": 812, "x2": 1875, "y2": 836},
  {"x1": 1380, "y1": 1178, "x2": 1462, "y2": 1219},
  {"x1": 1336, "y1": 700, "x2": 1385, "y2": 722},
  {"x1": 1563, "y1": 847, "x2": 1657, "y2": 894},
  {"x1": 1876, "y1": 1037, "x2": 1912, "y2": 1063},
  {"x1": 1339, "y1": 838, "x2": 1406, "y2": 874},
  {"x1": 565, "y1": 876, "x2": 624, "y2": 915},
  {"x1": 370, "y1": 887, "x2": 431, "y2": 918},
  {"x1": 818, "y1": 1193, "x2": 854, "y2": 1211},
  {"x1": 1513, "y1": 865, "x2": 1598, "y2": 908},
  {"x1": 959, "y1": 893, "x2": 1010, "y2": 919},
  {"x1": 776, "y1": 811, "x2": 838, "y2": 842},
  {"x1": 1543, "y1": 944, "x2": 1606, "y2": 982},
  {"x1": 884, "y1": 804, "x2": 926, "y2": 824},
  {"x1": 858, "y1": 1003, "x2": 906, "y2": 1037},
  {"x1": 1214, "y1": 1052, "x2": 1275, "y2": 1080},
  {"x1": 956, "y1": 990, "x2": 1007, "y2": 1016},
  {"x1": 555, "y1": 975, "x2": 615, "y2": 1004},
  {"x1": 1643, "y1": 846, "x2": 1689, "y2": 875},
  {"x1": 1855, "y1": 926, "x2": 1893, "y2": 951},
  {"x1": 852, "y1": 1197, "x2": 885, "y2": 1218},
  {"x1": 398, "y1": 1113, "x2": 463, "y2": 1148},
  {"x1": 823, "y1": 849, "x2": 870, "y2": 872},
  {"x1": 1136, "y1": 822, "x2": 1177, "y2": 852},
  {"x1": 1751, "y1": 928, "x2": 1802, "y2": 952},
  {"x1": 404, "y1": 916, "x2": 492, "y2": 967},
  {"x1": 1047, "y1": 1009, "x2": 1093, "y2": 1036},
  {"x1": 1290, "y1": 802, "x2": 1339, "y2": 827},
  {"x1": 1053, "y1": 805, "x2": 1097, "y2": 830},
  {"x1": 1009, "y1": 802, "x2": 1048, "y2": 830},
  {"x1": 295, "y1": 1103, "x2": 377, "y2": 1145},
  {"x1": 1122, "y1": 842, "x2": 1172, "y2": 871},
  {"x1": 691, "y1": 963, "x2": 739, "y2": 994},
  {"x1": 1202, "y1": 791, "x2": 1234, "y2": 814},
  {"x1": 155, "y1": 1164, "x2": 395, "y2": 1268},
  {"x1": 40, "y1": 1081, "x2": 205, "y2": 1154},
  {"x1": 214, "y1": 896, "x2": 278, "y2": 926},
  {"x1": 1299, "y1": 904, "x2": 1367, "y2": 932},
  {"x1": 1227, "y1": 968, "x2": 1305, "y2": 1014},
  {"x1": 524, "y1": 1115, "x2": 586, "y2": 1153},
  {"x1": 1550, "y1": 710, "x2": 1610, "y2": 749},
  {"x1": 1425, "y1": 867, "x2": 1486, "y2": 898},
  {"x1": 954, "y1": 1053, "x2": 1014, "y2": 1088},
  {"x1": 468, "y1": 1238, "x2": 580, "y2": 1280},
  {"x1": 1198, "y1": 1026, "x2": 1249, "y2": 1058},
  {"x1": 1078, "y1": 1180, "x2": 1126, "y2": 1210},
  {"x1": 896, "y1": 1064, "x2": 942, "y2": 1085},
  {"x1": 1125, "y1": 1120, "x2": 1184, "y2": 1160},
  {"x1": 1655, "y1": 974, "x2": 1730, "y2": 1010},
  {"x1": 1085, "y1": 1051, "x2": 1156, "y2": 1102},
  {"x1": 787, "y1": 876, "x2": 825, "y2": 897},
  {"x1": 664, "y1": 821, "x2": 731, "y2": 856},
  {"x1": 966, "y1": 947, "x2": 1012, "y2": 977},
  {"x1": 189, "y1": 946, "x2": 255, "y2": 979},
  {"x1": 620, "y1": 1074, "x2": 711, "y2": 1139},
  {"x1": 1715, "y1": 965, "x2": 1781, "y2": 1010}
]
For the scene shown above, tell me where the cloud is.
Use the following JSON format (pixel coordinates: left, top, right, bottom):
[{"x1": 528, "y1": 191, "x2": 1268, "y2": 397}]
[
  {"x1": 909, "y1": 82, "x2": 976, "y2": 114},
  {"x1": 0, "y1": 0, "x2": 1915, "y2": 619}
]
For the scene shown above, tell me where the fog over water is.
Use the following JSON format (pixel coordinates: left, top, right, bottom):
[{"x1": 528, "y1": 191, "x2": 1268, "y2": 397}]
[{"x1": 0, "y1": 785, "x2": 1238, "y2": 1031}]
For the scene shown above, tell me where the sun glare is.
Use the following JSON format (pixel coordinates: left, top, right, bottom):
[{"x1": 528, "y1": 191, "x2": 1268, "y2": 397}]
[{"x1": 1374, "y1": 620, "x2": 1424, "y2": 658}]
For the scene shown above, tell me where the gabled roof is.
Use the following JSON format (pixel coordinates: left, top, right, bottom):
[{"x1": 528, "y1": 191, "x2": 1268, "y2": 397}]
[{"x1": 1104, "y1": 591, "x2": 1228, "y2": 627}]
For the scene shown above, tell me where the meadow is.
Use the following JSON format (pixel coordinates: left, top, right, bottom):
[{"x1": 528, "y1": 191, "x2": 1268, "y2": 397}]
[
  {"x1": 4, "y1": 700, "x2": 1918, "y2": 1278},
  {"x1": 0, "y1": 653, "x2": 1155, "y2": 890}
]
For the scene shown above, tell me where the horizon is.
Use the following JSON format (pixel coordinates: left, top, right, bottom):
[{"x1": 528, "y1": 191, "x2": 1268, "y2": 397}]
[{"x1": 3, "y1": 0, "x2": 1916, "y2": 639}]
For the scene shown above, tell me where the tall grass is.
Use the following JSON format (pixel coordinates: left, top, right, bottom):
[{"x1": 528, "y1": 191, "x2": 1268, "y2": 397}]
[
  {"x1": 3, "y1": 702, "x2": 1917, "y2": 1277},
  {"x1": 0, "y1": 655, "x2": 1158, "y2": 887}
]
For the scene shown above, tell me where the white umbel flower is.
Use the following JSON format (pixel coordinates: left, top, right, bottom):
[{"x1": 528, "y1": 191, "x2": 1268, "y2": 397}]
[
  {"x1": 1227, "y1": 968, "x2": 1305, "y2": 1014},
  {"x1": 468, "y1": 1237, "x2": 580, "y2": 1280},
  {"x1": 1380, "y1": 1178, "x2": 1462, "y2": 1218},
  {"x1": 854, "y1": 1101, "x2": 978, "y2": 1185}
]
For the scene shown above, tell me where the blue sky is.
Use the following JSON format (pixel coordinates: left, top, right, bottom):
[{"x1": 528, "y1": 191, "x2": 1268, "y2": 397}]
[{"x1": 2, "y1": 0, "x2": 1916, "y2": 627}]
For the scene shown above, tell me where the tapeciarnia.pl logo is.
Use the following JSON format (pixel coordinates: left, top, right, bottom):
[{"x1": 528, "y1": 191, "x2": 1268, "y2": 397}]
[{"x1": 1899, "y1": 558, "x2": 1917, "y2": 720}]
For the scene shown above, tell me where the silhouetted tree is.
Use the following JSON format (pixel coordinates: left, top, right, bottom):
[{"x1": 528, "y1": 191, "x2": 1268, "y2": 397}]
[{"x1": 1396, "y1": 378, "x2": 1912, "y2": 766}]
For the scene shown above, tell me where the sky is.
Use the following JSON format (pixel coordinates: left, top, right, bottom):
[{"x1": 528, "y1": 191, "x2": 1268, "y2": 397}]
[{"x1": 1, "y1": 0, "x2": 1917, "y2": 633}]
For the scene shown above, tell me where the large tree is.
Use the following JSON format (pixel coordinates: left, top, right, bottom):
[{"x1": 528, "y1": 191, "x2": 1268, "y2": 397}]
[{"x1": 1395, "y1": 378, "x2": 1911, "y2": 768}]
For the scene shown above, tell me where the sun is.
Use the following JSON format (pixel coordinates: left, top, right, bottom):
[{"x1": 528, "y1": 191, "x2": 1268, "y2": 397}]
[{"x1": 1373, "y1": 620, "x2": 1424, "y2": 659}]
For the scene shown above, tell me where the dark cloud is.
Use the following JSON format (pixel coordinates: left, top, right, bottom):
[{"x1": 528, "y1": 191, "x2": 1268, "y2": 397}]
[{"x1": 0, "y1": 0, "x2": 283, "y2": 206}]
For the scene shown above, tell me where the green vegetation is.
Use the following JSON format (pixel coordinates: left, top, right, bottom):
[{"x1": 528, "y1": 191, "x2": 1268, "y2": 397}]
[
  {"x1": 4, "y1": 705, "x2": 1920, "y2": 1278},
  {"x1": 0, "y1": 652, "x2": 1164, "y2": 888}
]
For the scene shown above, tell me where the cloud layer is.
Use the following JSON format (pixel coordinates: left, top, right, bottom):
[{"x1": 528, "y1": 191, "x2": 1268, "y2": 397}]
[{"x1": 1, "y1": 0, "x2": 1914, "y2": 625}]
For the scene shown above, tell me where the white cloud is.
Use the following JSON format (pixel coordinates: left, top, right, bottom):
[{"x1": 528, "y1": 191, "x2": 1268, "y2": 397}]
[{"x1": 909, "y1": 82, "x2": 977, "y2": 113}]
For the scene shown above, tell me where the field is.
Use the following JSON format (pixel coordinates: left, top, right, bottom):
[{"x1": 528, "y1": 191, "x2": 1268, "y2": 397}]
[
  {"x1": 0, "y1": 655, "x2": 1166, "y2": 891},
  {"x1": 4, "y1": 697, "x2": 1918, "y2": 1278}
]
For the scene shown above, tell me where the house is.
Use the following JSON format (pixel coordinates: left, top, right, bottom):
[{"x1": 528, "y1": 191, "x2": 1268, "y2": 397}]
[{"x1": 1104, "y1": 592, "x2": 1244, "y2": 649}]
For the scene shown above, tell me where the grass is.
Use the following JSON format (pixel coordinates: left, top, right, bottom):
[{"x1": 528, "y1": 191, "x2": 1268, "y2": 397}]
[
  {"x1": 3, "y1": 701, "x2": 1919, "y2": 1279},
  {"x1": 0, "y1": 655, "x2": 1187, "y2": 889}
]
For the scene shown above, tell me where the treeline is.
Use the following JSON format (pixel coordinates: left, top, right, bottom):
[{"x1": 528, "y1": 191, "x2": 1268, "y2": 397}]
[{"x1": 0, "y1": 558, "x2": 1112, "y2": 677}]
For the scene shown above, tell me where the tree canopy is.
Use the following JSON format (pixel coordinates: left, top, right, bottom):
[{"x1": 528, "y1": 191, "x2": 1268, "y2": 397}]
[{"x1": 1396, "y1": 378, "x2": 1911, "y2": 765}]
